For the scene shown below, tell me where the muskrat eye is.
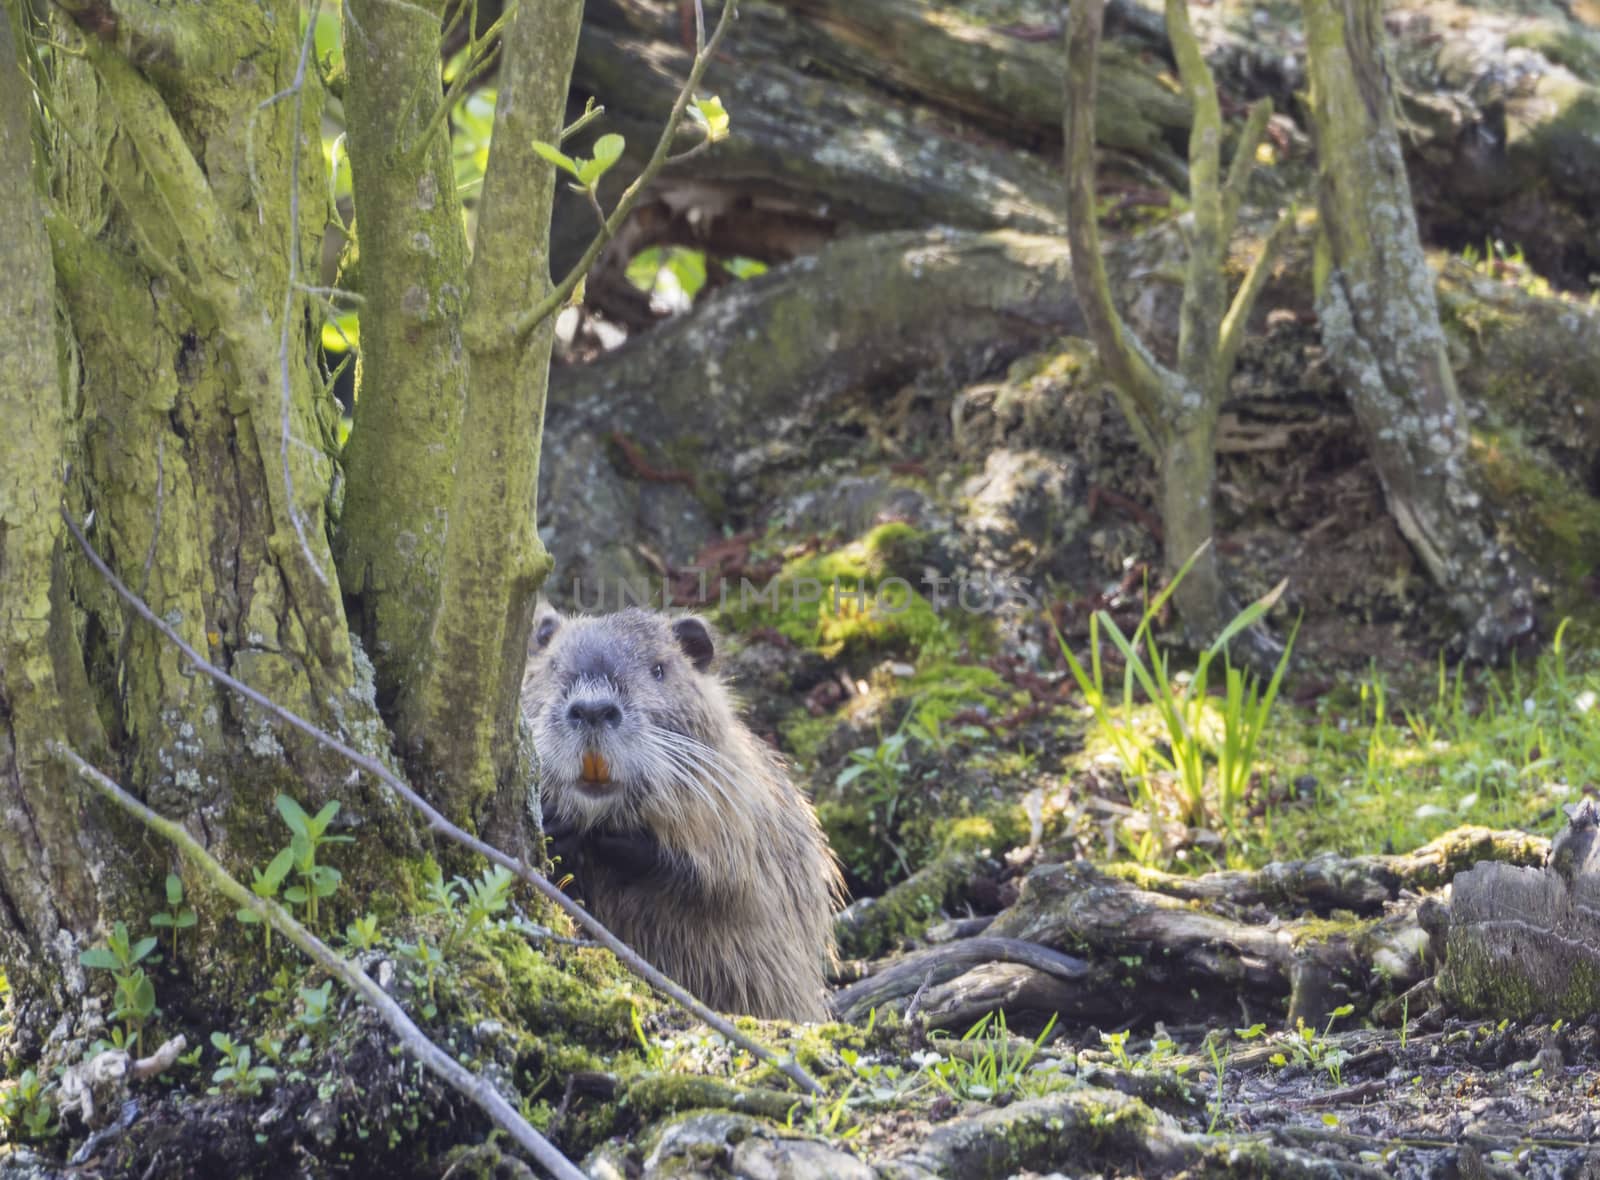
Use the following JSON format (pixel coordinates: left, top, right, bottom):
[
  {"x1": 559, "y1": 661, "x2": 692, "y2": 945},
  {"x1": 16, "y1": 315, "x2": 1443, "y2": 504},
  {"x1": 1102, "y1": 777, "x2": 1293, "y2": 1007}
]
[{"x1": 652, "y1": 662, "x2": 665, "y2": 681}]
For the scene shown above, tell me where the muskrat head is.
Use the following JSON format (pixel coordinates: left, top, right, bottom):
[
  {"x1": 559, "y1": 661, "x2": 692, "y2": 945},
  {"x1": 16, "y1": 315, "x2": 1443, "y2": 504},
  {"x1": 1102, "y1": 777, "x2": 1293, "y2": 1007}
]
[{"x1": 523, "y1": 607, "x2": 724, "y2": 827}]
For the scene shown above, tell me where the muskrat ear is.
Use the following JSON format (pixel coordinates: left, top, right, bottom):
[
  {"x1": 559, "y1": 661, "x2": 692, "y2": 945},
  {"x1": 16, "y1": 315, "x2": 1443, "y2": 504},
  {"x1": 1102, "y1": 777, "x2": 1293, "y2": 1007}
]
[
  {"x1": 672, "y1": 616, "x2": 716, "y2": 671},
  {"x1": 532, "y1": 608, "x2": 562, "y2": 652}
]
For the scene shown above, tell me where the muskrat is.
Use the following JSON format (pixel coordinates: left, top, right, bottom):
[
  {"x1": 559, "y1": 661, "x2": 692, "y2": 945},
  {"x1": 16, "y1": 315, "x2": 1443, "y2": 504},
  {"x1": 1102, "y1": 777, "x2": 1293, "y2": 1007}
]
[{"x1": 521, "y1": 607, "x2": 842, "y2": 1021}]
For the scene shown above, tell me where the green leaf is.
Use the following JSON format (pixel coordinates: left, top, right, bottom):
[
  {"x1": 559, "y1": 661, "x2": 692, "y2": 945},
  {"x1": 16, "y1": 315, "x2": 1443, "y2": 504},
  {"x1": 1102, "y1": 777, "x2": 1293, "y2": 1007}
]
[
  {"x1": 150, "y1": 914, "x2": 174, "y2": 929},
  {"x1": 530, "y1": 140, "x2": 580, "y2": 177},
  {"x1": 165, "y1": 874, "x2": 183, "y2": 906},
  {"x1": 261, "y1": 846, "x2": 296, "y2": 890},
  {"x1": 236, "y1": 909, "x2": 262, "y2": 925},
  {"x1": 691, "y1": 95, "x2": 730, "y2": 141},
  {"x1": 275, "y1": 794, "x2": 310, "y2": 838},
  {"x1": 129, "y1": 936, "x2": 158, "y2": 965},
  {"x1": 577, "y1": 134, "x2": 625, "y2": 187},
  {"x1": 310, "y1": 800, "x2": 341, "y2": 836},
  {"x1": 835, "y1": 764, "x2": 870, "y2": 788},
  {"x1": 176, "y1": 911, "x2": 198, "y2": 929},
  {"x1": 1205, "y1": 577, "x2": 1288, "y2": 657},
  {"x1": 283, "y1": 886, "x2": 309, "y2": 905},
  {"x1": 79, "y1": 948, "x2": 121, "y2": 971}
]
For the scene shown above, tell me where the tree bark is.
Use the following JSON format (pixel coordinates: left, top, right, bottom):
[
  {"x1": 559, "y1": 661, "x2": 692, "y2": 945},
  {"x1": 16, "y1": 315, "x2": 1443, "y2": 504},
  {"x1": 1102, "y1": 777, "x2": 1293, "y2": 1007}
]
[
  {"x1": 0, "y1": 0, "x2": 553, "y2": 1041},
  {"x1": 0, "y1": 7, "x2": 112, "y2": 1017},
  {"x1": 1440, "y1": 802, "x2": 1600, "y2": 1019},
  {"x1": 406, "y1": 0, "x2": 580, "y2": 844},
  {"x1": 1303, "y1": 0, "x2": 1535, "y2": 658},
  {"x1": 336, "y1": 0, "x2": 472, "y2": 729}
]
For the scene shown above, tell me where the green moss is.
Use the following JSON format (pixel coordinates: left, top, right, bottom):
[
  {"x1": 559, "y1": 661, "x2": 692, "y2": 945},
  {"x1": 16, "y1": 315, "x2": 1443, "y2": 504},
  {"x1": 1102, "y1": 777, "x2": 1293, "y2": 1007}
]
[
  {"x1": 1472, "y1": 430, "x2": 1600, "y2": 582},
  {"x1": 834, "y1": 850, "x2": 978, "y2": 959},
  {"x1": 904, "y1": 661, "x2": 1012, "y2": 725},
  {"x1": 1507, "y1": 22, "x2": 1600, "y2": 83},
  {"x1": 777, "y1": 711, "x2": 838, "y2": 767},
  {"x1": 935, "y1": 808, "x2": 1030, "y2": 855},
  {"x1": 718, "y1": 524, "x2": 966, "y2": 660},
  {"x1": 625, "y1": 1075, "x2": 802, "y2": 1122},
  {"x1": 479, "y1": 932, "x2": 650, "y2": 1044}
]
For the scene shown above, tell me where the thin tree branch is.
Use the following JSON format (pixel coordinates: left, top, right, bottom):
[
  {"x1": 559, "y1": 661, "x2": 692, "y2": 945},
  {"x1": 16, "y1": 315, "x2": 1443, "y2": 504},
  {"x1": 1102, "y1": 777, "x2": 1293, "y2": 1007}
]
[
  {"x1": 60, "y1": 507, "x2": 825, "y2": 1098},
  {"x1": 1166, "y1": 0, "x2": 1223, "y2": 387},
  {"x1": 54, "y1": 745, "x2": 586, "y2": 1180},
  {"x1": 558, "y1": 100, "x2": 606, "y2": 144},
  {"x1": 403, "y1": 2, "x2": 514, "y2": 170},
  {"x1": 264, "y1": 0, "x2": 335, "y2": 592},
  {"x1": 1221, "y1": 98, "x2": 1273, "y2": 241},
  {"x1": 1062, "y1": 0, "x2": 1167, "y2": 456},
  {"x1": 1213, "y1": 203, "x2": 1295, "y2": 386},
  {"x1": 506, "y1": 0, "x2": 738, "y2": 343}
]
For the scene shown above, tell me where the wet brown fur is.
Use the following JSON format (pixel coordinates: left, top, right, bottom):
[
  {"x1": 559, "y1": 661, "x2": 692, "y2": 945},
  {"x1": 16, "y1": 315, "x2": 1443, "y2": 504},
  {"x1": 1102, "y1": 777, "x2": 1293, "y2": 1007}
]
[{"x1": 521, "y1": 608, "x2": 843, "y2": 1021}]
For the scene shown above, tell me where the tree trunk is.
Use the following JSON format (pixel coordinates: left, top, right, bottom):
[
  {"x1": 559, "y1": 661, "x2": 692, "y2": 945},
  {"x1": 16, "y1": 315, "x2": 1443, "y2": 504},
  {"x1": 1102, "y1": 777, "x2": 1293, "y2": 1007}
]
[
  {"x1": 1062, "y1": 0, "x2": 1289, "y2": 664},
  {"x1": 0, "y1": 7, "x2": 114, "y2": 1024},
  {"x1": 1302, "y1": 0, "x2": 1535, "y2": 658},
  {"x1": 2, "y1": 1, "x2": 427, "y2": 1036},
  {"x1": 0, "y1": 0, "x2": 574, "y2": 1051},
  {"x1": 406, "y1": 0, "x2": 580, "y2": 847},
  {"x1": 1158, "y1": 417, "x2": 1232, "y2": 641},
  {"x1": 336, "y1": 0, "x2": 472, "y2": 732}
]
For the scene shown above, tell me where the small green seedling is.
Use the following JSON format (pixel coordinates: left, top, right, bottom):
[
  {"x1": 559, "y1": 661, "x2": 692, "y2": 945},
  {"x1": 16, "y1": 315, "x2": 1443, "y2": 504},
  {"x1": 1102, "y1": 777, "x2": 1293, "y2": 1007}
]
[
  {"x1": 149, "y1": 873, "x2": 197, "y2": 958},
  {"x1": 0, "y1": 1068, "x2": 57, "y2": 1141},
  {"x1": 343, "y1": 913, "x2": 382, "y2": 952},
  {"x1": 80, "y1": 921, "x2": 159, "y2": 1050},
  {"x1": 397, "y1": 939, "x2": 444, "y2": 1020},
  {"x1": 296, "y1": 981, "x2": 335, "y2": 1036},
  {"x1": 237, "y1": 846, "x2": 295, "y2": 951},
  {"x1": 209, "y1": 1031, "x2": 276, "y2": 1097},
  {"x1": 275, "y1": 794, "x2": 352, "y2": 930},
  {"x1": 443, "y1": 866, "x2": 515, "y2": 955}
]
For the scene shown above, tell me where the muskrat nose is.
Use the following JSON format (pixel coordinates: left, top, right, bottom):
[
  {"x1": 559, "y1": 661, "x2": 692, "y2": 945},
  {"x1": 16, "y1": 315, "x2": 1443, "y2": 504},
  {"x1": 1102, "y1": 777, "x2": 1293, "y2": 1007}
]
[{"x1": 567, "y1": 699, "x2": 623, "y2": 730}]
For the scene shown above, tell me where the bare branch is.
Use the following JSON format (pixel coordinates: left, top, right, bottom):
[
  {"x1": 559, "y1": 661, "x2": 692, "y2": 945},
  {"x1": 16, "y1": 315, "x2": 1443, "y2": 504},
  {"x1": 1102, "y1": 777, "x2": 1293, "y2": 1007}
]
[
  {"x1": 404, "y1": 3, "x2": 515, "y2": 169},
  {"x1": 60, "y1": 508, "x2": 826, "y2": 1098},
  {"x1": 1062, "y1": 0, "x2": 1168, "y2": 454},
  {"x1": 55, "y1": 745, "x2": 587, "y2": 1180},
  {"x1": 507, "y1": 0, "x2": 739, "y2": 343},
  {"x1": 1213, "y1": 203, "x2": 1295, "y2": 387},
  {"x1": 558, "y1": 101, "x2": 606, "y2": 144},
  {"x1": 1166, "y1": 0, "x2": 1224, "y2": 386},
  {"x1": 1221, "y1": 98, "x2": 1273, "y2": 241},
  {"x1": 267, "y1": 0, "x2": 335, "y2": 592}
]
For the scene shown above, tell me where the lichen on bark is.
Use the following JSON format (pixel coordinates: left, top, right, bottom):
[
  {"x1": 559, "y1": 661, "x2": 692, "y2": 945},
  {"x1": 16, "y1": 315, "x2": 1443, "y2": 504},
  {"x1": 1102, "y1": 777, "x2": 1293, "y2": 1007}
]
[{"x1": 1302, "y1": 0, "x2": 1536, "y2": 658}]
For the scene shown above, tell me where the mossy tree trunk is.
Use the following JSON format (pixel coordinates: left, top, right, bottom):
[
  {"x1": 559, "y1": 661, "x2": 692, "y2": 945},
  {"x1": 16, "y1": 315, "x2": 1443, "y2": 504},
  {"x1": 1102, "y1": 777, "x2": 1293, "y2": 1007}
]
[
  {"x1": 1302, "y1": 0, "x2": 1535, "y2": 658},
  {"x1": 0, "y1": 6, "x2": 116, "y2": 1028},
  {"x1": 0, "y1": 0, "x2": 573, "y2": 1045},
  {"x1": 335, "y1": 0, "x2": 474, "y2": 732},
  {"x1": 334, "y1": 0, "x2": 579, "y2": 847},
  {"x1": 2, "y1": 0, "x2": 389, "y2": 1035}
]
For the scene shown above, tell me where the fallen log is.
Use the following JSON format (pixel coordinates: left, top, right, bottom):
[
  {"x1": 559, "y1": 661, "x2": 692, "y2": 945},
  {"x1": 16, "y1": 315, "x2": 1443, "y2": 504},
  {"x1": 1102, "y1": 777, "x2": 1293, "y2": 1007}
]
[{"x1": 1439, "y1": 799, "x2": 1600, "y2": 1019}]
